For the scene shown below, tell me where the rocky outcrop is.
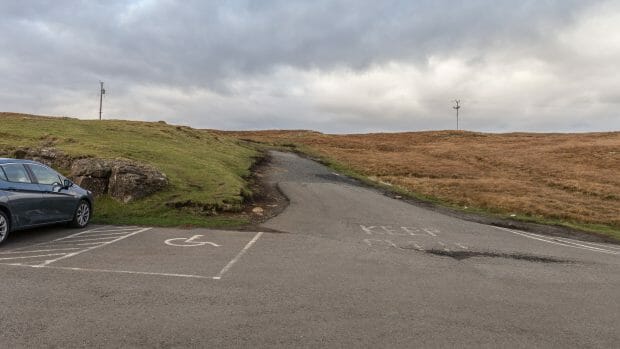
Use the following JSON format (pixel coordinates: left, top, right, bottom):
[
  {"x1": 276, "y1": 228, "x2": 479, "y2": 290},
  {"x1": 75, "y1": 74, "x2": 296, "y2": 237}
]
[
  {"x1": 10, "y1": 147, "x2": 74, "y2": 169},
  {"x1": 71, "y1": 158, "x2": 168, "y2": 203},
  {"x1": 4, "y1": 147, "x2": 168, "y2": 203}
]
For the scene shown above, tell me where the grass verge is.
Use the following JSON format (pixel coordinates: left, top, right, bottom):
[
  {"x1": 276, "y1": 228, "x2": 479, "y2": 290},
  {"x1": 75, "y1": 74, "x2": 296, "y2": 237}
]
[{"x1": 0, "y1": 113, "x2": 259, "y2": 227}]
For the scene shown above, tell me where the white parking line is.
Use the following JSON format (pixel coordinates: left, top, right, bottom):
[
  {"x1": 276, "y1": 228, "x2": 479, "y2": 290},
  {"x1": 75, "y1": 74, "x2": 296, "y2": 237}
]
[
  {"x1": 494, "y1": 227, "x2": 619, "y2": 255},
  {"x1": 37, "y1": 227, "x2": 152, "y2": 267},
  {"x1": 0, "y1": 248, "x2": 82, "y2": 255},
  {"x1": 1, "y1": 227, "x2": 263, "y2": 281},
  {"x1": 214, "y1": 232, "x2": 263, "y2": 280},
  {"x1": 0, "y1": 253, "x2": 67, "y2": 261},
  {"x1": 3, "y1": 264, "x2": 212, "y2": 279},
  {"x1": 71, "y1": 231, "x2": 136, "y2": 238},
  {"x1": 56, "y1": 236, "x2": 120, "y2": 243}
]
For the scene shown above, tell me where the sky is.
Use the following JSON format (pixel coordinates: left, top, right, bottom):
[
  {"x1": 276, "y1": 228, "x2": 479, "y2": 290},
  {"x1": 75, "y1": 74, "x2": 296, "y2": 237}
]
[{"x1": 1, "y1": 0, "x2": 619, "y2": 133}]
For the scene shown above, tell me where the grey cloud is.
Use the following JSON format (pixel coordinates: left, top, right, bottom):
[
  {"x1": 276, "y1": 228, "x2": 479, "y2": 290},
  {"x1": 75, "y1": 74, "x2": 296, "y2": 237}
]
[{"x1": 0, "y1": 0, "x2": 617, "y2": 132}]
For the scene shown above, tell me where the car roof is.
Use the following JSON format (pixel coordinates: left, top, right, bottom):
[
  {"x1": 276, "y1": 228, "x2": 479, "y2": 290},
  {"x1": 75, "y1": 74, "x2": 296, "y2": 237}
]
[{"x1": 0, "y1": 158, "x2": 41, "y2": 165}]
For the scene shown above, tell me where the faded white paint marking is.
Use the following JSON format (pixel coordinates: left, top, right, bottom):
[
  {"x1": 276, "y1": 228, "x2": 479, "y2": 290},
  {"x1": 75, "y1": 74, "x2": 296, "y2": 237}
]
[
  {"x1": 407, "y1": 241, "x2": 423, "y2": 251},
  {"x1": 0, "y1": 263, "x2": 212, "y2": 279},
  {"x1": 0, "y1": 253, "x2": 66, "y2": 261},
  {"x1": 37, "y1": 227, "x2": 152, "y2": 267},
  {"x1": 494, "y1": 227, "x2": 619, "y2": 255},
  {"x1": 215, "y1": 232, "x2": 263, "y2": 280},
  {"x1": 363, "y1": 239, "x2": 397, "y2": 248},
  {"x1": 456, "y1": 243, "x2": 468, "y2": 250},
  {"x1": 165, "y1": 235, "x2": 221, "y2": 247},
  {"x1": 401, "y1": 227, "x2": 421, "y2": 236},
  {"x1": 0, "y1": 248, "x2": 82, "y2": 255},
  {"x1": 422, "y1": 228, "x2": 438, "y2": 237},
  {"x1": 360, "y1": 225, "x2": 376, "y2": 235},
  {"x1": 71, "y1": 231, "x2": 136, "y2": 238},
  {"x1": 57, "y1": 236, "x2": 120, "y2": 243}
]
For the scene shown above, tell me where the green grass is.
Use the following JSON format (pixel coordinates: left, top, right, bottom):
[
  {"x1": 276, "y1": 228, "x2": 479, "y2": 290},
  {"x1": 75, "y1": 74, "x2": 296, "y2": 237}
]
[{"x1": 0, "y1": 113, "x2": 259, "y2": 227}]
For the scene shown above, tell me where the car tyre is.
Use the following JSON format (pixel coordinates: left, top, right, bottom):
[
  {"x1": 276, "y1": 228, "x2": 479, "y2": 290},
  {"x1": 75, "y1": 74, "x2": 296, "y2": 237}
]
[
  {"x1": 0, "y1": 211, "x2": 10, "y2": 245},
  {"x1": 70, "y1": 200, "x2": 91, "y2": 228}
]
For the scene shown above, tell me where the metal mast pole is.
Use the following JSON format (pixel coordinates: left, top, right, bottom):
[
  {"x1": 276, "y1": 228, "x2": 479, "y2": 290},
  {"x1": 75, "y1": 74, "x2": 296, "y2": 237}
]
[
  {"x1": 453, "y1": 99, "x2": 461, "y2": 130},
  {"x1": 99, "y1": 81, "x2": 104, "y2": 120}
]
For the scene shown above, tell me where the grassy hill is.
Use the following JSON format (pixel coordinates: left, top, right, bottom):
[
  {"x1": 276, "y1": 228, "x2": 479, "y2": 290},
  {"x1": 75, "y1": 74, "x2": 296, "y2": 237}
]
[
  {"x1": 0, "y1": 113, "x2": 259, "y2": 227},
  {"x1": 226, "y1": 130, "x2": 620, "y2": 240}
]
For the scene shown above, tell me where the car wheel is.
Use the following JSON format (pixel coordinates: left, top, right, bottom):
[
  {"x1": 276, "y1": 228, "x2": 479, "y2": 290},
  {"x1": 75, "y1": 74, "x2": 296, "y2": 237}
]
[
  {"x1": 71, "y1": 200, "x2": 91, "y2": 228},
  {"x1": 0, "y1": 211, "x2": 10, "y2": 245}
]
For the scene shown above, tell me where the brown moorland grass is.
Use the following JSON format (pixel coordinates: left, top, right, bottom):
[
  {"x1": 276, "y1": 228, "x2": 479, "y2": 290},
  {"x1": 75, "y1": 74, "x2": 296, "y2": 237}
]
[{"x1": 225, "y1": 130, "x2": 620, "y2": 234}]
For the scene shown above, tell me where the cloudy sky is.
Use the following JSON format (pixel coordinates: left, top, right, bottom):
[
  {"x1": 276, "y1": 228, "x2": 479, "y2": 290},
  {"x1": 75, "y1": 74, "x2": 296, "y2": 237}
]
[{"x1": 1, "y1": 0, "x2": 619, "y2": 133}]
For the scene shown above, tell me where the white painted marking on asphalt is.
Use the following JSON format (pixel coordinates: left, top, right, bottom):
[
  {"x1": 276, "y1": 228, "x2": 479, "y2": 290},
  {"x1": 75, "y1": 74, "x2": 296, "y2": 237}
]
[
  {"x1": 57, "y1": 236, "x2": 120, "y2": 243},
  {"x1": 215, "y1": 232, "x2": 263, "y2": 280},
  {"x1": 364, "y1": 239, "x2": 398, "y2": 248},
  {"x1": 422, "y1": 228, "x2": 438, "y2": 237},
  {"x1": 401, "y1": 227, "x2": 421, "y2": 236},
  {"x1": 71, "y1": 231, "x2": 136, "y2": 238},
  {"x1": 409, "y1": 242, "x2": 423, "y2": 251},
  {"x1": 0, "y1": 253, "x2": 67, "y2": 261},
  {"x1": 572, "y1": 241, "x2": 620, "y2": 250},
  {"x1": 165, "y1": 235, "x2": 221, "y2": 247},
  {"x1": 548, "y1": 236, "x2": 620, "y2": 251},
  {"x1": 0, "y1": 263, "x2": 212, "y2": 279},
  {"x1": 456, "y1": 243, "x2": 468, "y2": 250},
  {"x1": 551, "y1": 239, "x2": 619, "y2": 253},
  {"x1": 494, "y1": 227, "x2": 619, "y2": 255},
  {"x1": 381, "y1": 226, "x2": 407, "y2": 236},
  {"x1": 50, "y1": 242, "x2": 105, "y2": 246},
  {"x1": 360, "y1": 225, "x2": 376, "y2": 235},
  {"x1": 37, "y1": 227, "x2": 152, "y2": 267},
  {"x1": 0, "y1": 248, "x2": 82, "y2": 255},
  {"x1": 89, "y1": 226, "x2": 140, "y2": 231}
]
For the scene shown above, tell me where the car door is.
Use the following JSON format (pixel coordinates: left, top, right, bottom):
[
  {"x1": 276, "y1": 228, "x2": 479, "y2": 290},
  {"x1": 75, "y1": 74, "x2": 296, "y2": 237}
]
[
  {"x1": 0, "y1": 163, "x2": 45, "y2": 227},
  {"x1": 26, "y1": 164, "x2": 77, "y2": 222}
]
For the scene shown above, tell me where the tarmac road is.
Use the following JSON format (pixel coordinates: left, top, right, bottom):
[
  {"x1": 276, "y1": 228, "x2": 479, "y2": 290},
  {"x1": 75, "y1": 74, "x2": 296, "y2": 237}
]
[{"x1": 0, "y1": 151, "x2": 618, "y2": 348}]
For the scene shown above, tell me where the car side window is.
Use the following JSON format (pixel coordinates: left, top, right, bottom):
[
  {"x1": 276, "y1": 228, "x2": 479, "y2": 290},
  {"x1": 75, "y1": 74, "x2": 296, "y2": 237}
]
[
  {"x1": 2, "y1": 164, "x2": 32, "y2": 183},
  {"x1": 0, "y1": 167, "x2": 7, "y2": 181},
  {"x1": 28, "y1": 164, "x2": 62, "y2": 185}
]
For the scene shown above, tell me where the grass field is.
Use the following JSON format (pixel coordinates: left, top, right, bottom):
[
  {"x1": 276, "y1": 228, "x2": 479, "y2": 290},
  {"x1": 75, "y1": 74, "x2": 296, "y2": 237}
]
[
  {"x1": 227, "y1": 130, "x2": 620, "y2": 239},
  {"x1": 0, "y1": 113, "x2": 259, "y2": 227}
]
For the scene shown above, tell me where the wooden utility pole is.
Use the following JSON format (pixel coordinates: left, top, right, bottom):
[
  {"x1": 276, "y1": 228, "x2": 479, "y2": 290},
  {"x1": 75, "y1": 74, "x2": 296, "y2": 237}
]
[
  {"x1": 453, "y1": 99, "x2": 461, "y2": 130},
  {"x1": 99, "y1": 81, "x2": 105, "y2": 120}
]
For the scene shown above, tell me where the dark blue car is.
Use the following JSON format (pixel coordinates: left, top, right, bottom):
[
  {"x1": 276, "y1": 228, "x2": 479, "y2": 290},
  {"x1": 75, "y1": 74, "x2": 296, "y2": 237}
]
[{"x1": 0, "y1": 158, "x2": 94, "y2": 244}]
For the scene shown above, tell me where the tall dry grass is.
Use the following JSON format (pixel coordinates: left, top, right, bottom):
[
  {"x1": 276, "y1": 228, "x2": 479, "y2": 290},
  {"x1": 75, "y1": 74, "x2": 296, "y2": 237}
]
[{"x1": 230, "y1": 130, "x2": 620, "y2": 228}]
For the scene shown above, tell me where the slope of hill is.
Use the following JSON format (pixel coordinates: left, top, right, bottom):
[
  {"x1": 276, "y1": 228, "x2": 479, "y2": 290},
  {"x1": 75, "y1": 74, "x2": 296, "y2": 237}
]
[
  {"x1": 0, "y1": 113, "x2": 259, "y2": 227},
  {"x1": 227, "y1": 130, "x2": 620, "y2": 239}
]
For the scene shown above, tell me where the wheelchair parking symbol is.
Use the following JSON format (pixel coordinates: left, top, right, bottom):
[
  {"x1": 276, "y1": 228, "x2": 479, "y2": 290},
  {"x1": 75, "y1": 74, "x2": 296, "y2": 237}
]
[{"x1": 165, "y1": 235, "x2": 221, "y2": 247}]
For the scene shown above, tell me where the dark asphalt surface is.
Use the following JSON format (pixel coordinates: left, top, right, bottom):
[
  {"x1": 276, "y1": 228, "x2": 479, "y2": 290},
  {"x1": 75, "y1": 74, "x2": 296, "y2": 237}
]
[{"x1": 0, "y1": 151, "x2": 618, "y2": 348}]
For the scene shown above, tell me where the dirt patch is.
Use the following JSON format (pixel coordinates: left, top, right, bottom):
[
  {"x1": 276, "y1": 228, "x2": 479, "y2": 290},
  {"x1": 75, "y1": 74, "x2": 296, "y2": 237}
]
[{"x1": 218, "y1": 152, "x2": 290, "y2": 232}]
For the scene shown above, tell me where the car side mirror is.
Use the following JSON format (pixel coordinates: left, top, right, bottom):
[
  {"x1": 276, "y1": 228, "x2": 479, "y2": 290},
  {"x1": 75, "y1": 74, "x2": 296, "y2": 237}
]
[{"x1": 63, "y1": 179, "x2": 73, "y2": 189}]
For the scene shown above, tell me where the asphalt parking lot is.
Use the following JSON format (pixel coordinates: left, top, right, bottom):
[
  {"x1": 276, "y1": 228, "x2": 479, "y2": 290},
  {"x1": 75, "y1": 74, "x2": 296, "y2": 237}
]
[
  {"x1": 0, "y1": 152, "x2": 618, "y2": 348},
  {"x1": 0, "y1": 225, "x2": 263, "y2": 280}
]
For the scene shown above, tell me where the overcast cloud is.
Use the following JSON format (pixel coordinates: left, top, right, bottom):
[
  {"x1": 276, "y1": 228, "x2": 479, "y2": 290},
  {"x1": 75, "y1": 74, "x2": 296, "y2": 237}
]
[{"x1": 1, "y1": 0, "x2": 619, "y2": 132}]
